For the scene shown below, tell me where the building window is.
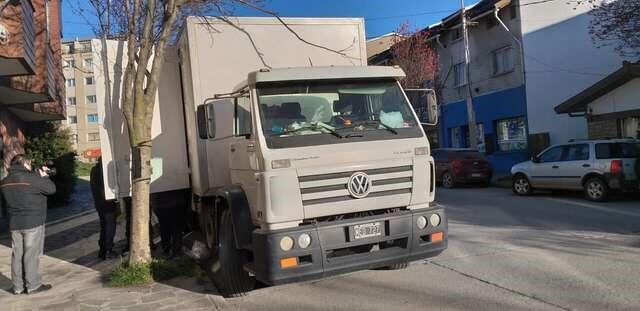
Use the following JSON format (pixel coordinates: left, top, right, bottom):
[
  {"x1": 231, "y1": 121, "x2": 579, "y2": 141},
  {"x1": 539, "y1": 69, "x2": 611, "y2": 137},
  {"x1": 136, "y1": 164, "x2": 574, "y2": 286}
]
[
  {"x1": 450, "y1": 127, "x2": 462, "y2": 148},
  {"x1": 87, "y1": 132, "x2": 100, "y2": 141},
  {"x1": 85, "y1": 76, "x2": 94, "y2": 85},
  {"x1": 496, "y1": 117, "x2": 527, "y2": 152},
  {"x1": 453, "y1": 63, "x2": 467, "y2": 87},
  {"x1": 621, "y1": 117, "x2": 639, "y2": 139},
  {"x1": 510, "y1": 5, "x2": 518, "y2": 20},
  {"x1": 86, "y1": 95, "x2": 97, "y2": 104},
  {"x1": 68, "y1": 116, "x2": 77, "y2": 124},
  {"x1": 451, "y1": 28, "x2": 461, "y2": 41},
  {"x1": 66, "y1": 78, "x2": 76, "y2": 87},
  {"x1": 63, "y1": 59, "x2": 75, "y2": 68},
  {"x1": 72, "y1": 134, "x2": 78, "y2": 143},
  {"x1": 83, "y1": 58, "x2": 93, "y2": 69},
  {"x1": 493, "y1": 46, "x2": 514, "y2": 76},
  {"x1": 87, "y1": 114, "x2": 98, "y2": 123},
  {"x1": 67, "y1": 97, "x2": 76, "y2": 106}
]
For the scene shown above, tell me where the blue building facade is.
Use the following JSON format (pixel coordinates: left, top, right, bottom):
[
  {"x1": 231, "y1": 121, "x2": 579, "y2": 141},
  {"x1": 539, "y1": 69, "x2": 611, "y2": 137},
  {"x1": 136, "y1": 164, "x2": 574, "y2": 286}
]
[{"x1": 439, "y1": 86, "x2": 530, "y2": 174}]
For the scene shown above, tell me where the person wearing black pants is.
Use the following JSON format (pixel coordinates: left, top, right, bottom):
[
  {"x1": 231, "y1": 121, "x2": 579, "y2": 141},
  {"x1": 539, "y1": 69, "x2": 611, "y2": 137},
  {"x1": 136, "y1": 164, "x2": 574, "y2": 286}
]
[
  {"x1": 152, "y1": 191, "x2": 185, "y2": 257},
  {"x1": 90, "y1": 158, "x2": 117, "y2": 260}
]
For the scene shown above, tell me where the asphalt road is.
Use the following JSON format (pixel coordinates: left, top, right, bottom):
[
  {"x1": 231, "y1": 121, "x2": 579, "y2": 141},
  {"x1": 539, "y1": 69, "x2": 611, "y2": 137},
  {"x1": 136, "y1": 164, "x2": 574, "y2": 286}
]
[{"x1": 228, "y1": 187, "x2": 640, "y2": 311}]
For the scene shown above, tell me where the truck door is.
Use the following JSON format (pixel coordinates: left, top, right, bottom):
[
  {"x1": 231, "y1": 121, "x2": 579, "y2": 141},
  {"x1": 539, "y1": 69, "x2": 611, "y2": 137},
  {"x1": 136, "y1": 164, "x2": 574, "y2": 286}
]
[{"x1": 229, "y1": 95, "x2": 260, "y2": 209}]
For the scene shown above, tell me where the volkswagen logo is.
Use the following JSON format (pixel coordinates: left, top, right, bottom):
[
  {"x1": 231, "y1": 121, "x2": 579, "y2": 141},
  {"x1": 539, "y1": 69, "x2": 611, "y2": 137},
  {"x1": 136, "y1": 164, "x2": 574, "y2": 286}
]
[{"x1": 347, "y1": 172, "x2": 372, "y2": 199}]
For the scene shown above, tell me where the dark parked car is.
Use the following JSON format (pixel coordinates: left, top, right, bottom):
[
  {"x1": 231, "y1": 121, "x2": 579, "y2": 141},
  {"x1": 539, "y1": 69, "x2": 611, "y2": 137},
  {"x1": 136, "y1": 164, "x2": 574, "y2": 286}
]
[{"x1": 433, "y1": 148, "x2": 492, "y2": 188}]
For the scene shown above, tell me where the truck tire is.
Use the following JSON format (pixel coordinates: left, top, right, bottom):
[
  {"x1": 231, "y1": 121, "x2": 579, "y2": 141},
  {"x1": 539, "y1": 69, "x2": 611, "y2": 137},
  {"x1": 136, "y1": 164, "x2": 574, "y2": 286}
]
[
  {"x1": 206, "y1": 208, "x2": 255, "y2": 297},
  {"x1": 584, "y1": 177, "x2": 609, "y2": 202}
]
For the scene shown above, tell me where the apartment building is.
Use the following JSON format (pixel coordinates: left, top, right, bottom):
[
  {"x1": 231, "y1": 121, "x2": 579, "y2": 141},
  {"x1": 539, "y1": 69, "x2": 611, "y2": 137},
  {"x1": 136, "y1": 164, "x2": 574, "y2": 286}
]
[
  {"x1": 0, "y1": 0, "x2": 65, "y2": 177},
  {"x1": 61, "y1": 39, "x2": 101, "y2": 161}
]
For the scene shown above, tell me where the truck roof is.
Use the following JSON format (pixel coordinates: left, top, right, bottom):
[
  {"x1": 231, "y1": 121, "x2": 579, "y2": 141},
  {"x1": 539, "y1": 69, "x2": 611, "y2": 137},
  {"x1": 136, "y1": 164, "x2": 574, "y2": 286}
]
[{"x1": 241, "y1": 66, "x2": 406, "y2": 90}]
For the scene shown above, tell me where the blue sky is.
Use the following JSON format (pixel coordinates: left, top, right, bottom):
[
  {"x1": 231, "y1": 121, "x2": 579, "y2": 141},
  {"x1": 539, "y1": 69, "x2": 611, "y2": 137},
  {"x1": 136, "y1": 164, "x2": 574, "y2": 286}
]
[{"x1": 61, "y1": 0, "x2": 468, "y2": 40}]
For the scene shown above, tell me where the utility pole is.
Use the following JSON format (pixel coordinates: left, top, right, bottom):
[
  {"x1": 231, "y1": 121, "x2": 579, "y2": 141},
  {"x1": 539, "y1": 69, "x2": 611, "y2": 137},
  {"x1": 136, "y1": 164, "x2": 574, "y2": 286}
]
[{"x1": 460, "y1": 0, "x2": 478, "y2": 149}]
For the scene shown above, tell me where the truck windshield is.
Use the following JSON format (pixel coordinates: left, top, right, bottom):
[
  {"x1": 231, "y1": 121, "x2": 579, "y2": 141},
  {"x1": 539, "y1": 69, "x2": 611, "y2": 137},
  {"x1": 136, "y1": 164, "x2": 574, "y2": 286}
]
[{"x1": 257, "y1": 79, "x2": 423, "y2": 148}]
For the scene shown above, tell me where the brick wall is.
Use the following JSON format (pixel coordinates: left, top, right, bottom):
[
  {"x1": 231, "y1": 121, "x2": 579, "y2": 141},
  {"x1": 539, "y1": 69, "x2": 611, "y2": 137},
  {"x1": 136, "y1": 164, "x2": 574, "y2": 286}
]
[
  {"x1": 587, "y1": 119, "x2": 619, "y2": 139},
  {"x1": 0, "y1": 108, "x2": 26, "y2": 179}
]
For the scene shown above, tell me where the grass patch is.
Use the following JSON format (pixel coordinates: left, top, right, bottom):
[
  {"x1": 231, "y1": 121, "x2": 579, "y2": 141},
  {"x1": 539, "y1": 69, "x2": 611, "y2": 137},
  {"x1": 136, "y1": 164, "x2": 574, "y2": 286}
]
[
  {"x1": 75, "y1": 161, "x2": 93, "y2": 177},
  {"x1": 109, "y1": 262, "x2": 153, "y2": 287},
  {"x1": 108, "y1": 256, "x2": 198, "y2": 287}
]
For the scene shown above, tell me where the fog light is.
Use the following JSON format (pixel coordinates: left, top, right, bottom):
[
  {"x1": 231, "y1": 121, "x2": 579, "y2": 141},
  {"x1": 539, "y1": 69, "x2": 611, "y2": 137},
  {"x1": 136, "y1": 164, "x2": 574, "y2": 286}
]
[
  {"x1": 280, "y1": 236, "x2": 294, "y2": 251},
  {"x1": 417, "y1": 216, "x2": 427, "y2": 229},
  {"x1": 430, "y1": 214, "x2": 441, "y2": 227},
  {"x1": 298, "y1": 233, "x2": 311, "y2": 249}
]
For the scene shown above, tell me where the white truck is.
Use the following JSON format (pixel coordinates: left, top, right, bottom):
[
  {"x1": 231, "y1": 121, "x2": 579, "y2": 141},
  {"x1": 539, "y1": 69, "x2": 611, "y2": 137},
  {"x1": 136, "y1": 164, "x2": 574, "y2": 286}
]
[{"x1": 96, "y1": 16, "x2": 447, "y2": 296}]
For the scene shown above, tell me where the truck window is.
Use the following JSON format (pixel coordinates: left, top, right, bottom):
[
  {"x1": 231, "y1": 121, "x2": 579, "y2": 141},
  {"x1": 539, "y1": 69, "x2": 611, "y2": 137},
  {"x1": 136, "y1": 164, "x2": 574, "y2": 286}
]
[
  {"x1": 256, "y1": 79, "x2": 423, "y2": 149},
  {"x1": 235, "y1": 96, "x2": 252, "y2": 137}
]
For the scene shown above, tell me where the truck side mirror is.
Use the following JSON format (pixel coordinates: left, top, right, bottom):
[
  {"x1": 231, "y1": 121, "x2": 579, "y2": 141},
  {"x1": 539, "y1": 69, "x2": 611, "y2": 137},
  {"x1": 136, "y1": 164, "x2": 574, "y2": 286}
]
[
  {"x1": 425, "y1": 90, "x2": 438, "y2": 126},
  {"x1": 405, "y1": 88, "x2": 438, "y2": 126}
]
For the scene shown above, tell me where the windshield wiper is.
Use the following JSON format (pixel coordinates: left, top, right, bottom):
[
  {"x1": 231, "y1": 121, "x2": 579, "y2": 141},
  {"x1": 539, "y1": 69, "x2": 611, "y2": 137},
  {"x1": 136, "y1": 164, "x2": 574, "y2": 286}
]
[
  {"x1": 362, "y1": 120, "x2": 398, "y2": 135},
  {"x1": 282, "y1": 122, "x2": 343, "y2": 138}
]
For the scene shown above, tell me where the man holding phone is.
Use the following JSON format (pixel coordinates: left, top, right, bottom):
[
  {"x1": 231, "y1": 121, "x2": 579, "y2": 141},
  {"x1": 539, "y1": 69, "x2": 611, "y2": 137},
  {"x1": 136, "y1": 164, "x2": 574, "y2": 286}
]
[{"x1": 0, "y1": 154, "x2": 56, "y2": 295}]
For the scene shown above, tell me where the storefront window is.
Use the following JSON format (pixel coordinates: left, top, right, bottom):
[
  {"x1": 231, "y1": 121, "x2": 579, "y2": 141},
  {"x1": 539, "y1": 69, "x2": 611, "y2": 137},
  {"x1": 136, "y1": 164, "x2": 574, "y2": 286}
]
[{"x1": 496, "y1": 117, "x2": 527, "y2": 152}]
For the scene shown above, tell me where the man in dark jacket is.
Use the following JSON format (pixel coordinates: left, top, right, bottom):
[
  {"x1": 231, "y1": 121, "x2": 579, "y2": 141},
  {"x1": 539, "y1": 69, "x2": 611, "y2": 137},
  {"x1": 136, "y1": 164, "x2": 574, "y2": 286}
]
[
  {"x1": 90, "y1": 157, "x2": 118, "y2": 259},
  {"x1": 0, "y1": 154, "x2": 55, "y2": 295}
]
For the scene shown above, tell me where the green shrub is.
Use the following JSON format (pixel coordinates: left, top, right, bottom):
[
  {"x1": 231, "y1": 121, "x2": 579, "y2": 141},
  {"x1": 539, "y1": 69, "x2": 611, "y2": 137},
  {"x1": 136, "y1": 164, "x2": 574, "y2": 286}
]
[{"x1": 24, "y1": 122, "x2": 77, "y2": 207}]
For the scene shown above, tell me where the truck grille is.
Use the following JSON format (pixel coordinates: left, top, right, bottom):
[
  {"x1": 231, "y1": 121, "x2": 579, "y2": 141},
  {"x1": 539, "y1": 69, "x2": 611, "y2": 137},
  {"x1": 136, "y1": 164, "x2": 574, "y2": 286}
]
[{"x1": 298, "y1": 165, "x2": 413, "y2": 207}]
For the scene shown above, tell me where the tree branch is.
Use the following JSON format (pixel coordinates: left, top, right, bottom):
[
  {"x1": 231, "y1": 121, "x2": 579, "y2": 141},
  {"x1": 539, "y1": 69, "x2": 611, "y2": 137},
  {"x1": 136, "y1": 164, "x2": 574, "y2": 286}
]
[{"x1": 213, "y1": 16, "x2": 272, "y2": 68}]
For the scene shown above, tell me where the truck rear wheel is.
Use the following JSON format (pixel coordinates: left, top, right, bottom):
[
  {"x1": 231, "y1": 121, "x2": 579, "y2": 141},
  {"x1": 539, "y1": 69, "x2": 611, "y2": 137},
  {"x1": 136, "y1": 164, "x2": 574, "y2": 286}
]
[{"x1": 206, "y1": 208, "x2": 255, "y2": 297}]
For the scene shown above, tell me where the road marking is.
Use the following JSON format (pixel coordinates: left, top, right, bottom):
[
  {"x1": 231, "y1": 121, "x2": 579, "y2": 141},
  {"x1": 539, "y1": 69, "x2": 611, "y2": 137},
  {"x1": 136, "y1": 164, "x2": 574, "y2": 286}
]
[{"x1": 545, "y1": 198, "x2": 640, "y2": 217}]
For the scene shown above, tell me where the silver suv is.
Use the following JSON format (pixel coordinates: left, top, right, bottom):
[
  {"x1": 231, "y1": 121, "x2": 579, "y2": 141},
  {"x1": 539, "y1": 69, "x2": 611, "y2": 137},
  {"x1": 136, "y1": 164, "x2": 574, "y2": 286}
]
[{"x1": 511, "y1": 139, "x2": 640, "y2": 202}]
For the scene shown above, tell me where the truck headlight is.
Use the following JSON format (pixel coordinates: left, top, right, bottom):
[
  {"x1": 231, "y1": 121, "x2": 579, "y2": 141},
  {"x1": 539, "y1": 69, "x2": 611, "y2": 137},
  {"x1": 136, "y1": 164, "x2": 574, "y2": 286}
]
[
  {"x1": 280, "y1": 236, "x2": 294, "y2": 251},
  {"x1": 415, "y1": 147, "x2": 428, "y2": 156},
  {"x1": 298, "y1": 233, "x2": 311, "y2": 249},
  {"x1": 272, "y1": 159, "x2": 291, "y2": 169},
  {"x1": 417, "y1": 216, "x2": 427, "y2": 229},
  {"x1": 430, "y1": 214, "x2": 441, "y2": 227}
]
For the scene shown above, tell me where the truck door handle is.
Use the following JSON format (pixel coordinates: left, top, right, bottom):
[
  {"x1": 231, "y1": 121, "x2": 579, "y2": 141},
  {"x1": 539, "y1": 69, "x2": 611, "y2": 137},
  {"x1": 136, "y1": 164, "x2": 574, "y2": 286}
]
[
  {"x1": 582, "y1": 164, "x2": 591, "y2": 168},
  {"x1": 552, "y1": 165, "x2": 559, "y2": 169}
]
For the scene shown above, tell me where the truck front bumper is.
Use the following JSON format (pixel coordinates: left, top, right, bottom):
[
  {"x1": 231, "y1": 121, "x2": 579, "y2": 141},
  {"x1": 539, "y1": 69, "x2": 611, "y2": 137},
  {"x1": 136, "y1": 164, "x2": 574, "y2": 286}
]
[{"x1": 252, "y1": 208, "x2": 447, "y2": 285}]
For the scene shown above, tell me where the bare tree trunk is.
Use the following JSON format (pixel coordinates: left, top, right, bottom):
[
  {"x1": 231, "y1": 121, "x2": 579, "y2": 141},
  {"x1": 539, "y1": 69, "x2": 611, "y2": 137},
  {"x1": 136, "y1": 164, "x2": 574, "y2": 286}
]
[{"x1": 129, "y1": 142, "x2": 152, "y2": 263}]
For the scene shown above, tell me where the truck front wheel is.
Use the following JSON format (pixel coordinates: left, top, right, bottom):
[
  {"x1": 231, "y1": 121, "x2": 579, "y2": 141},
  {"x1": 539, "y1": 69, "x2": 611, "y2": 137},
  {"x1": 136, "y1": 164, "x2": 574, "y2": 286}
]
[{"x1": 206, "y1": 208, "x2": 255, "y2": 297}]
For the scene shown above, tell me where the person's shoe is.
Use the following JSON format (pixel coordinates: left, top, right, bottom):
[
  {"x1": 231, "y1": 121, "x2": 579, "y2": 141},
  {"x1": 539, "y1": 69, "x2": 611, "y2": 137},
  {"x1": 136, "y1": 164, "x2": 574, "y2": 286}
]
[
  {"x1": 27, "y1": 284, "x2": 52, "y2": 295},
  {"x1": 101, "y1": 250, "x2": 118, "y2": 260},
  {"x1": 98, "y1": 249, "x2": 106, "y2": 259},
  {"x1": 10, "y1": 287, "x2": 25, "y2": 295}
]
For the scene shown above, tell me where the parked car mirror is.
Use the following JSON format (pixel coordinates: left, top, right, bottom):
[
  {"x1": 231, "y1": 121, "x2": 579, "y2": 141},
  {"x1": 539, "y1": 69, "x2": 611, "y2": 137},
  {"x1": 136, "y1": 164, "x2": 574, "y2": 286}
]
[{"x1": 531, "y1": 156, "x2": 540, "y2": 163}]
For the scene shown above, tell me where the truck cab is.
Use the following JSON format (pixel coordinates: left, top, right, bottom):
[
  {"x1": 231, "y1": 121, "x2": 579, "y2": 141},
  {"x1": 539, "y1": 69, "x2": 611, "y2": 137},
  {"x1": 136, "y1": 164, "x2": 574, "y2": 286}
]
[{"x1": 195, "y1": 66, "x2": 447, "y2": 294}]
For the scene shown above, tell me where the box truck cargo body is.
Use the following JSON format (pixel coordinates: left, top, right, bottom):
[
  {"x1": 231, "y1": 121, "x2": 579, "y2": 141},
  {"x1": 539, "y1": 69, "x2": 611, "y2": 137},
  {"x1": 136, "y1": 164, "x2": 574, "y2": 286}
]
[{"x1": 97, "y1": 16, "x2": 447, "y2": 296}]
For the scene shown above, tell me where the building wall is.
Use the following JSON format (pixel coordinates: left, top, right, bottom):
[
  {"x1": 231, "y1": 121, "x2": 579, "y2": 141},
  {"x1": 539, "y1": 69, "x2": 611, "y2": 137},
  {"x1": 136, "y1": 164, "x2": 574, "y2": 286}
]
[
  {"x1": 587, "y1": 119, "x2": 618, "y2": 140},
  {"x1": 519, "y1": 0, "x2": 630, "y2": 145},
  {"x1": 0, "y1": 108, "x2": 25, "y2": 178},
  {"x1": 588, "y1": 78, "x2": 640, "y2": 115},
  {"x1": 61, "y1": 40, "x2": 100, "y2": 161},
  {"x1": 440, "y1": 85, "x2": 529, "y2": 173},
  {"x1": 438, "y1": 5, "x2": 524, "y2": 105}
]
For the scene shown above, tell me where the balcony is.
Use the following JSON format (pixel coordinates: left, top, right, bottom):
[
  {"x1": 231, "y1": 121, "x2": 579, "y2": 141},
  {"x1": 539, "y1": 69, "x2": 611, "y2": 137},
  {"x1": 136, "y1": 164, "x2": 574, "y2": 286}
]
[{"x1": 0, "y1": 0, "x2": 36, "y2": 76}]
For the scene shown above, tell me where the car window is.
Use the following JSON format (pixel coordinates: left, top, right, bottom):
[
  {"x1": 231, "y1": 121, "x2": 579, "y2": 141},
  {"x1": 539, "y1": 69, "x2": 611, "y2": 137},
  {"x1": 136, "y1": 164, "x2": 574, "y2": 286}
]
[
  {"x1": 432, "y1": 150, "x2": 443, "y2": 161},
  {"x1": 450, "y1": 151, "x2": 485, "y2": 160},
  {"x1": 595, "y1": 143, "x2": 640, "y2": 159},
  {"x1": 539, "y1": 146, "x2": 564, "y2": 163},
  {"x1": 564, "y1": 144, "x2": 589, "y2": 161}
]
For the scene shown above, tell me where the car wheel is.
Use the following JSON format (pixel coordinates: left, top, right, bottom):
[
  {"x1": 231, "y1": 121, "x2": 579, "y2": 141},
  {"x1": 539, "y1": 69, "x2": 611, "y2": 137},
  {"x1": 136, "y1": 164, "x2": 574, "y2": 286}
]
[
  {"x1": 205, "y1": 208, "x2": 256, "y2": 297},
  {"x1": 441, "y1": 171, "x2": 455, "y2": 188},
  {"x1": 584, "y1": 177, "x2": 609, "y2": 202},
  {"x1": 512, "y1": 174, "x2": 532, "y2": 196}
]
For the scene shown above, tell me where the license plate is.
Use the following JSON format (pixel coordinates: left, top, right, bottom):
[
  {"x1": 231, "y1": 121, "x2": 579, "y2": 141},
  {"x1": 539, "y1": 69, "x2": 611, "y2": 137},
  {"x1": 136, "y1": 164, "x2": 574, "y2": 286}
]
[
  {"x1": 353, "y1": 222, "x2": 382, "y2": 240},
  {"x1": 471, "y1": 173, "x2": 483, "y2": 178}
]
